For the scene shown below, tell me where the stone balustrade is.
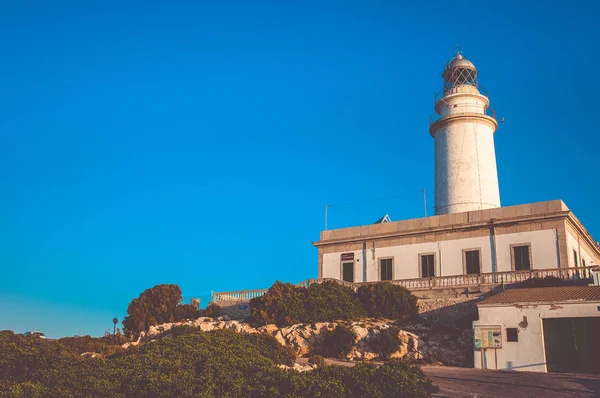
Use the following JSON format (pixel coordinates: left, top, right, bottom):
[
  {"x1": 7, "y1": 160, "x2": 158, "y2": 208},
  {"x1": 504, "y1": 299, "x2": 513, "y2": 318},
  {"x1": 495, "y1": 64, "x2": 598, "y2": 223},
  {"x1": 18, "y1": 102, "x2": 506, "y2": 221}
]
[{"x1": 212, "y1": 266, "x2": 599, "y2": 303}]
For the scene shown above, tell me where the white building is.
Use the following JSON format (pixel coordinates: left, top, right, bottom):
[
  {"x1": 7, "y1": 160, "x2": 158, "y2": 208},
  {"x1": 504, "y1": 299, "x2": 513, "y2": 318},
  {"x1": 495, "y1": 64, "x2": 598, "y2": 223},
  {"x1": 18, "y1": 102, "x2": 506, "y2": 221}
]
[
  {"x1": 213, "y1": 52, "x2": 600, "y2": 311},
  {"x1": 473, "y1": 286, "x2": 600, "y2": 373},
  {"x1": 313, "y1": 52, "x2": 600, "y2": 288}
]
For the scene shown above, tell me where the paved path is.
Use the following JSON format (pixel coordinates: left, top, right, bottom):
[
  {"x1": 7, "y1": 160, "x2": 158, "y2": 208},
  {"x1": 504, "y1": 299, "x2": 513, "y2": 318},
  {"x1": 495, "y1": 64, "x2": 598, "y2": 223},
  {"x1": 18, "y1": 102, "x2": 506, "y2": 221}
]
[
  {"x1": 422, "y1": 365, "x2": 600, "y2": 398},
  {"x1": 296, "y1": 359, "x2": 600, "y2": 397}
]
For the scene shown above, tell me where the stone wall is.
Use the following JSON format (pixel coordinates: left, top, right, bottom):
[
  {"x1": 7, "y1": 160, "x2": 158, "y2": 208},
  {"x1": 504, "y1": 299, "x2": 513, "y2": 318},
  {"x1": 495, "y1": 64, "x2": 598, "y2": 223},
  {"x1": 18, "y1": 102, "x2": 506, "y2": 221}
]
[
  {"x1": 212, "y1": 302, "x2": 251, "y2": 320},
  {"x1": 417, "y1": 297, "x2": 480, "y2": 324}
]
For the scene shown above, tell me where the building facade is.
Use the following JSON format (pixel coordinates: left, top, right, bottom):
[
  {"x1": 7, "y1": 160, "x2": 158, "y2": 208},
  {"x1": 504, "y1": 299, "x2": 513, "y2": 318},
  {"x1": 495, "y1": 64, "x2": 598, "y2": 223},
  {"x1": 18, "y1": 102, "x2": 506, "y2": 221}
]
[
  {"x1": 312, "y1": 52, "x2": 600, "y2": 285},
  {"x1": 473, "y1": 286, "x2": 600, "y2": 373},
  {"x1": 314, "y1": 200, "x2": 600, "y2": 283}
]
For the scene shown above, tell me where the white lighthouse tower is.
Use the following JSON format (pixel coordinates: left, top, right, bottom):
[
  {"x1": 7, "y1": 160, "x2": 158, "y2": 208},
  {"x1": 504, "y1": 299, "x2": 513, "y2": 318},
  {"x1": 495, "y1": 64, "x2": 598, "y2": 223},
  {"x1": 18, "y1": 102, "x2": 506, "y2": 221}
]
[{"x1": 430, "y1": 50, "x2": 501, "y2": 215}]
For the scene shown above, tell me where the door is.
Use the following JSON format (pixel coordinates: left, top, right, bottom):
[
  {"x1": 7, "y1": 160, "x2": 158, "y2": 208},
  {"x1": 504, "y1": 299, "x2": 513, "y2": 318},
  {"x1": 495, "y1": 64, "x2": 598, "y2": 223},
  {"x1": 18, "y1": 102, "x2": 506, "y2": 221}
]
[
  {"x1": 342, "y1": 262, "x2": 354, "y2": 283},
  {"x1": 543, "y1": 317, "x2": 600, "y2": 374}
]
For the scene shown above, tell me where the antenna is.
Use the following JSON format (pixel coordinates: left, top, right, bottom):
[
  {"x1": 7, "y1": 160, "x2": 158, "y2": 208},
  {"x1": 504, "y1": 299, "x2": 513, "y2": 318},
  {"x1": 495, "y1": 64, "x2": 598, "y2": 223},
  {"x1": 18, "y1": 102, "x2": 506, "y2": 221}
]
[{"x1": 456, "y1": 44, "x2": 462, "y2": 56}]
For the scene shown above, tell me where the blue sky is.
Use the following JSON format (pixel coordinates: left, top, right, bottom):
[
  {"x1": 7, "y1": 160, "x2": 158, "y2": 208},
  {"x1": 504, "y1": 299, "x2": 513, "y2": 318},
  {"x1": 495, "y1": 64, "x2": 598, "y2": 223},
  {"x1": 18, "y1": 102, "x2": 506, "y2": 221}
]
[{"x1": 1, "y1": 1, "x2": 598, "y2": 337}]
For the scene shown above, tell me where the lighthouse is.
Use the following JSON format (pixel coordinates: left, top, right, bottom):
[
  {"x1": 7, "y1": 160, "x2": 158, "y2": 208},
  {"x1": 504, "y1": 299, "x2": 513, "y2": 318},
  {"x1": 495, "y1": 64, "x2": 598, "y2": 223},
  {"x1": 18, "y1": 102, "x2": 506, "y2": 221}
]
[{"x1": 430, "y1": 50, "x2": 501, "y2": 215}]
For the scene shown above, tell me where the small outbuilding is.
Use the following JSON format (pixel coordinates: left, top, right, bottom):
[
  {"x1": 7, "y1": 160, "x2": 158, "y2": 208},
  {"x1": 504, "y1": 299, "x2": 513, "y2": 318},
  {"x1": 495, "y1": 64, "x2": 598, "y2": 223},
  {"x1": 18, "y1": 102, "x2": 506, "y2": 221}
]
[{"x1": 473, "y1": 286, "x2": 600, "y2": 373}]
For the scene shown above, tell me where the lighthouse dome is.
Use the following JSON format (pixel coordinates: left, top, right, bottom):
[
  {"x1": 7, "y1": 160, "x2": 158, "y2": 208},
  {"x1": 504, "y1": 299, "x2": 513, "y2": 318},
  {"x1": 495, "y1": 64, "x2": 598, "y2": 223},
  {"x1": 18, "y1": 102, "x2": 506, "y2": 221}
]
[{"x1": 442, "y1": 53, "x2": 478, "y2": 90}]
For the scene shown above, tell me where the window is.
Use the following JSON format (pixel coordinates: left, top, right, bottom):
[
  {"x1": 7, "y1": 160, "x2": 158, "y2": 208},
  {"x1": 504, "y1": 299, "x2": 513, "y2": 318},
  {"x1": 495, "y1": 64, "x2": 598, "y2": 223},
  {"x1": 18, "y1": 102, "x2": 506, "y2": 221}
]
[
  {"x1": 380, "y1": 258, "x2": 393, "y2": 281},
  {"x1": 506, "y1": 328, "x2": 518, "y2": 342},
  {"x1": 512, "y1": 244, "x2": 531, "y2": 270},
  {"x1": 573, "y1": 250, "x2": 579, "y2": 267},
  {"x1": 420, "y1": 254, "x2": 435, "y2": 278},
  {"x1": 342, "y1": 262, "x2": 354, "y2": 283},
  {"x1": 464, "y1": 249, "x2": 481, "y2": 274}
]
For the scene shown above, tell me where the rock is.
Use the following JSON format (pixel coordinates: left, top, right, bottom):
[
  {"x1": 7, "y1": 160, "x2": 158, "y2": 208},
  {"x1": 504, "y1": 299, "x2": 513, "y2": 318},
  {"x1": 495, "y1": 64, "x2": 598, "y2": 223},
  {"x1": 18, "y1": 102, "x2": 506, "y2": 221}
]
[
  {"x1": 284, "y1": 324, "x2": 314, "y2": 356},
  {"x1": 224, "y1": 320, "x2": 241, "y2": 330},
  {"x1": 272, "y1": 330, "x2": 286, "y2": 346},
  {"x1": 218, "y1": 315, "x2": 231, "y2": 321},
  {"x1": 350, "y1": 324, "x2": 369, "y2": 341},
  {"x1": 258, "y1": 324, "x2": 279, "y2": 334},
  {"x1": 80, "y1": 352, "x2": 100, "y2": 358},
  {"x1": 293, "y1": 362, "x2": 315, "y2": 372},
  {"x1": 199, "y1": 322, "x2": 216, "y2": 332}
]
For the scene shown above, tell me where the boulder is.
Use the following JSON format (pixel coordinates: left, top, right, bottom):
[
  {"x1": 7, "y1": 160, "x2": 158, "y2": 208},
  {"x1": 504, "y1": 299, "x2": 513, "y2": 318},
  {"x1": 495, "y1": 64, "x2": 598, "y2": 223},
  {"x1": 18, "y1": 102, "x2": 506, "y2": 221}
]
[{"x1": 80, "y1": 352, "x2": 100, "y2": 359}]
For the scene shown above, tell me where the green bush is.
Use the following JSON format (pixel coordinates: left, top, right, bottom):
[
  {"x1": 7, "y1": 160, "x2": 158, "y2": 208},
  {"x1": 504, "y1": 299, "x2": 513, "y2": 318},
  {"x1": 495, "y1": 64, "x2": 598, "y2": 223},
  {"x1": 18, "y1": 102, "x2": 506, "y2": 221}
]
[
  {"x1": 308, "y1": 354, "x2": 325, "y2": 367},
  {"x1": 357, "y1": 282, "x2": 418, "y2": 319},
  {"x1": 174, "y1": 304, "x2": 200, "y2": 320},
  {"x1": 369, "y1": 326, "x2": 402, "y2": 359},
  {"x1": 203, "y1": 302, "x2": 222, "y2": 318},
  {"x1": 0, "y1": 329, "x2": 437, "y2": 397},
  {"x1": 58, "y1": 334, "x2": 125, "y2": 357},
  {"x1": 122, "y1": 284, "x2": 183, "y2": 336},
  {"x1": 319, "y1": 325, "x2": 356, "y2": 359},
  {"x1": 250, "y1": 281, "x2": 365, "y2": 327},
  {"x1": 250, "y1": 282, "x2": 308, "y2": 326},
  {"x1": 170, "y1": 325, "x2": 198, "y2": 337},
  {"x1": 304, "y1": 281, "x2": 365, "y2": 322}
]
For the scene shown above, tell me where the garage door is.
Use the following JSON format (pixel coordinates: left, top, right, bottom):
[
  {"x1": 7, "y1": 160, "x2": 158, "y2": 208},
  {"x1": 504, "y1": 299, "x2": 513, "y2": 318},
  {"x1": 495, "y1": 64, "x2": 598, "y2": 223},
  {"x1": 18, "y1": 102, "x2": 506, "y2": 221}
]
[{"x1": 543, "y1": 317, "x2": 600, "y2": 374}]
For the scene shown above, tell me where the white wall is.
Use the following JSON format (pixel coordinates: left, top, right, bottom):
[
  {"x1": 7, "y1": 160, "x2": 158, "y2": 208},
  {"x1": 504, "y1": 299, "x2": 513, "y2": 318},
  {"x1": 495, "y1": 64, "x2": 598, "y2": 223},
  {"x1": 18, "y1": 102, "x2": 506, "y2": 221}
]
[
  {"x1": 434, "y1": 121, "x2": 500, "y2": 215},
  {"x1": 567, "y1": 231, "x2": 597, "y2": 268},
  {"x1": 322, "y1": 229, "x2": 559, "y2": 283},
  {"x1": 474, "y1": 302, "x2": 600, "y2": 372},
  {"x1": 495, "y1": 229, "x2": 559, "y2": 272}
]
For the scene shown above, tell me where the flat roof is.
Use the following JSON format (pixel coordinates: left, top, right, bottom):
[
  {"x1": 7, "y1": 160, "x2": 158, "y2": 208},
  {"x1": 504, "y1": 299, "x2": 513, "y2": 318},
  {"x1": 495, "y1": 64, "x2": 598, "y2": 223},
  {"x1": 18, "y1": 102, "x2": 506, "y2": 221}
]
[
  {"x1": 315, "y1": 200, "x2": 571, "y2": 245},
  {"x1": 478, "y1": 286, "x2": 600, "y2": 306}
]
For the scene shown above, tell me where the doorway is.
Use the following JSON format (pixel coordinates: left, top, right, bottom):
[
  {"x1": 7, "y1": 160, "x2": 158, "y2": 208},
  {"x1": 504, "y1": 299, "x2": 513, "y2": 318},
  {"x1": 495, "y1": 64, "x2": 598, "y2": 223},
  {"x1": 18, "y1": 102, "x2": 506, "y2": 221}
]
[{"x1": 543, "y1": 317, "x2": 600, "y2": 374}]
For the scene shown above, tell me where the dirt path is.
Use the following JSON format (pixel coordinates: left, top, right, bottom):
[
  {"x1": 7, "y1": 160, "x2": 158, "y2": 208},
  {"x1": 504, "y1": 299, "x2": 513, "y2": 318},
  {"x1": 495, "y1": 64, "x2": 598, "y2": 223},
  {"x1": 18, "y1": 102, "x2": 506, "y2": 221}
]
[{"x1": 295, "y1": 359, "x2": 600, "y2": 397}]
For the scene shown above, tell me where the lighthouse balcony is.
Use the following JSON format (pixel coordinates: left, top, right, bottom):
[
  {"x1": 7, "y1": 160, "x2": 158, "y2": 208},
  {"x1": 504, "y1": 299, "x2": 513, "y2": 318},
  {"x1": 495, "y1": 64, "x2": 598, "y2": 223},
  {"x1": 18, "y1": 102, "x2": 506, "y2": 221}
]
[{"x1": 429, "y1": 106, "x2": 497, "y2": 125}]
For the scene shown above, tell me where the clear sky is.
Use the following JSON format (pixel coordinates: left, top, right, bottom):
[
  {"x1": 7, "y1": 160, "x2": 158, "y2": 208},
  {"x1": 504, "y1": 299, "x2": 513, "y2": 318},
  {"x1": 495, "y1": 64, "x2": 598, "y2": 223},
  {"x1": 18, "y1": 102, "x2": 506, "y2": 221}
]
[{"x1": 1, "y1": 1, "x2": 598, "y2": 338}]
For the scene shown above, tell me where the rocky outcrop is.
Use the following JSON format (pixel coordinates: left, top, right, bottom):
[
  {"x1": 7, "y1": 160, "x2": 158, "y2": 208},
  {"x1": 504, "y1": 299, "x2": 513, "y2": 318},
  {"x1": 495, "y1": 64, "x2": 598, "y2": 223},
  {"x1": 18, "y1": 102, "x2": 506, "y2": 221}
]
[{"x1": 131, "y1": 317, "x2": 421, "y2": 362}]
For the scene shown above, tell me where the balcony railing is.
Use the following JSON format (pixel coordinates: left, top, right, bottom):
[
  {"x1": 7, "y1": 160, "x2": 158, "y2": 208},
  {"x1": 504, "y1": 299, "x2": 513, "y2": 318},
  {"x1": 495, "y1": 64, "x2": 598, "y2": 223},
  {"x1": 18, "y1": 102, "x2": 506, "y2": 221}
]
[
  {"x1": 211, "y1": 266, "x2": 599, "y2": 302},
  {"x1": 429, "y1": 106, "x2": 496, "y2": 125}
]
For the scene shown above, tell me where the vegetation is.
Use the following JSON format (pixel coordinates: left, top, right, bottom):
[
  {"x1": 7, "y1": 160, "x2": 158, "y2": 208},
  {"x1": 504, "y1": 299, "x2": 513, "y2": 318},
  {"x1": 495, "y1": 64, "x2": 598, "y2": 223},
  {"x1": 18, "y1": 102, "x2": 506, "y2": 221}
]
[
  {"x1": 202, "y1": 302, "x2": 222, "y2": 318},
  {"x1": 122, "y1": 284, "x2": 200, "y2": 336},
  {"x1": 369, "y1": 326, "x2": 402, "y2": 359},
  {"x1": 250, "y1": 281, "x2": 418, "y2": 327},
  {"x1": 357, "y1": 283, "x2": 418, "y2": 320},
  {"x1": 170, "y1": 325, "x2": 199, "y2": 338},
  {"x1": 250, "y1": 281, "x2": 366, "y2": 327},
  {"x1": 0, "y1": 329, "x2": 437, "y2": 397},
  {"x1": 58, "y1": 333, "x2": 127, "y2": 356},
  {"x1": 318, "y1": 325, "x2": 357, "y2": 359},
  {"x1": 308, "y1": 354, "x2": 325, "y2": 367}
]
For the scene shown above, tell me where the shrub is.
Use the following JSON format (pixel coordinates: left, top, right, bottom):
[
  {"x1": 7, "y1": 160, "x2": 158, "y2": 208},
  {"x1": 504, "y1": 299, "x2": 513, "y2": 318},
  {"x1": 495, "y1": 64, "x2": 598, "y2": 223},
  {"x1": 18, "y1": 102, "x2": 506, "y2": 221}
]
[
  {"x1": 250, "y1": 281, "x2": 365, "y2": 327},
  {"x1": 170, "y1": 325, "x2": 198, "y2": 337},
  {"x1": 369, "y1": 326, "x2": 402, "y2": 359},
  {"x1": 308, "y1": 354, "x2": 325, "y2": 367},
  {"x1": 203, "y1": 302, "x2": 222, "y2": 318},
  {"x1": 319, "y1": 325, "x2": 356, "y2": 358},
  {"x1": 357, "y1": 282, "x2": 418, "y2": 319},
  {"x1": 122, "y1": 284, "x2": 184, "y2": 336},
  {"x1": 58, "y1": 335, "x2": 125, "y2": 357},
  {"x1": 304, "y1": 281, "x2": 365, "y2": 322},
  {"x1": 0, "y1": 329, "x2": 438, "y2": 397},
  {"x1": 517, "y1": 276, "x2": 572, "y2": 288},
  {"x1": 174, "y1": 304, "x2": 200, "y2": 320},
  {"x1": 250, "y1": 282, "x2": 308, "y2": 326},
  {"x1": 244, "y1": 333, "x2": 297, "y2": 366}
]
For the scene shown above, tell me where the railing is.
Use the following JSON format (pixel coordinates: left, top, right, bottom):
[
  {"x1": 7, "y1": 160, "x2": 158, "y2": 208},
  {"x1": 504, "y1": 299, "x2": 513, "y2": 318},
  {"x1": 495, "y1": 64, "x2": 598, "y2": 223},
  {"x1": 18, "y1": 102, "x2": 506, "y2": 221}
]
[
  {"x1": 212, "y1": 277, "x2": 356, "y2": 303},
  {"x1": 429, "y1": 106, "x2": 496, "y2": 125},
  {"x1": 211, "y1": 266, "x2": 599, "y2": 302},
  {"x1": 434, "y1": 86, "x2": 489, "y2": 105},
  {"x1": 212, "y1": 289, "x2": 268, "y2": 302}
]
